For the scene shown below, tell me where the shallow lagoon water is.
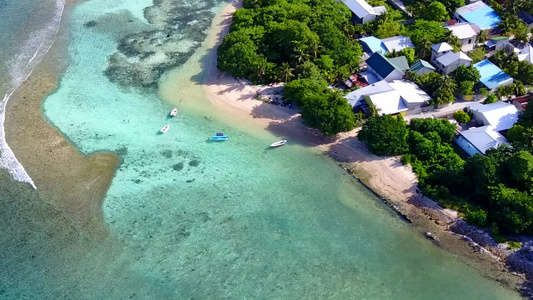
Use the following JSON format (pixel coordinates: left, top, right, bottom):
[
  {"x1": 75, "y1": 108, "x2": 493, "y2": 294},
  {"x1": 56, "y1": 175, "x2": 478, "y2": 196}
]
[{"x1": 0, "y1": 0, "x2": 524, "y2": 299}]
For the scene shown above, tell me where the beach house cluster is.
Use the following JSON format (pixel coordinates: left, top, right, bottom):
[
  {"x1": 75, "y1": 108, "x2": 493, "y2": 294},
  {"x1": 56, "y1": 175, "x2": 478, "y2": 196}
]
[{"x1": 338, "y1": 0, "x2": 533, "y2": 156}]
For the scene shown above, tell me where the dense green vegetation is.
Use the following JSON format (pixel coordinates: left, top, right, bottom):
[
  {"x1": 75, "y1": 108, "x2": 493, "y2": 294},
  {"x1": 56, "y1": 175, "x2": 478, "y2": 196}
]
[
  {"x1": 218, "y1": 0, "x2": 362, "y2": 84},
  {"x1": 359, "y1": 110, "x2": 533, "y2": 236},
  {"x1": 283, "y1": 79, "x2": 359, "y2": 136},
  {"x1": 495, "y1": 0, "x2": 533, "y2": 43},
  {"x1": 407, "y1": 72, "x2": 457, "y2": 105}
]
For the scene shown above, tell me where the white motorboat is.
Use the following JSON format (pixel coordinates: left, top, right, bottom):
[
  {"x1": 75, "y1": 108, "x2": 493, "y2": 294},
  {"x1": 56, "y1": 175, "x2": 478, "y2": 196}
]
[
  {"x1": 270, "y1": 140, "x2": 287, "y2": 147},
  {"x1": 160, "y1": 125, "x2": 170, "y2": 133},
  {"x1": 170, "y1": 108, "x2": 178, "y2": 117}
]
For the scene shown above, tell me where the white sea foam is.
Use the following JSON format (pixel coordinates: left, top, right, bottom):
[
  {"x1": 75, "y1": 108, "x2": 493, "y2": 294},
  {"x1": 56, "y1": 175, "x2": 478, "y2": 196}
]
[{"x1": 0, "y1": 0, "x2": 66, "y2": 189}]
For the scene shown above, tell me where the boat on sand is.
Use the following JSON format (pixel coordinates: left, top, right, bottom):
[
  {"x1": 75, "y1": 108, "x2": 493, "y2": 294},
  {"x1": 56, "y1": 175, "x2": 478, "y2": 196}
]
[
  {"x1": 160, "y1": 125, "x2": 170, "y2": 133},
  {"x1": 170, "y1": 108, "x2": 178, "y2": 117},
  {"x1": 211, "y1": 133, "x2": 228, "y2": 141},
  {"x1": 270, "y1": 140, "x2": 287, "y2": 147}
]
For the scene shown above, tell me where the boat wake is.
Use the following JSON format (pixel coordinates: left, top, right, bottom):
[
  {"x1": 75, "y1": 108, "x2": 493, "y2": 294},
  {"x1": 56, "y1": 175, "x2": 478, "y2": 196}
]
[{"x1": 0, "y1": 0, "x2": 66, "y2": 189}]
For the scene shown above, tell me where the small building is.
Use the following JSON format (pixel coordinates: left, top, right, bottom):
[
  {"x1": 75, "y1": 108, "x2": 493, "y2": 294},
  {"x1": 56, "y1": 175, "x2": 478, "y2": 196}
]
[
  {"x1": 455, "y1": 125, "x2": 510, "y2": 156},
  {"x1": 345, "y1": 80, "x2": 430, "y2": 115},
  {"x1": 512, "y1": 95, "x2": 532, "y2": 112},
  {"x1": 518, "y1": 11, "x2": 533, "y2": 31},
  {"x1": 435, "y1": 51, "x2": 472, "y2": 74},
  {"x1": 431, "y1": 42, "x2": 454, "y2": 65},
  {"x1": 342, "y1": 0, "x2": 386, "y2": 24},
  {"x1": 484, "y1": 36, "x2": 510, "y2": 52},
  {"x1": 388, "y1": 56, "x2": 410, "y2": 72},
  {"x1": 455, "y1": 2, "x2": 501, "y2": 31},
  {"x1": 446, "y1": 23, "x2": 481, "y2": 52},
  {"x1": 410, "y1": 59, "x2": 436, "y2": 75},
  {"x1": 468, "y1": 101, "x2": 519, "y2": 131},
  {"x1": 473, "y1": 60, "x2": 514, "y2": 90},
  {"x1": 380, "y1": 36, "x2": 415, "y2": 53},
  {"x1": 365, "y1": 52, "x2": 404, "y2": 82},
  {"x1": 359, "y1": 36, "x2": 388, "y2": 55},
  {"x1": 388, "y1": 80, "x2": 431, "y2": 113},
  {"x1": 455, "y1": 101, "x2": 519, "y2": 156},
  {"x1": 518, "y1": 45, "x2": 533, "y2": 64}
]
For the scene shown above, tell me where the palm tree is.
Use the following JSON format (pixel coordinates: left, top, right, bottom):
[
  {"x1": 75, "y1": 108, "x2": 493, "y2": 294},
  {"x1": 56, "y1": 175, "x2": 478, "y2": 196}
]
[
  {"x1": 441, "y1": 76, "x2": 457, "y2": 94},
  {"x1": 292, "y1": 45, "x2": 310, "y2": 64},
  {"x1": 417, "y1": 35, "x2": 432, "y2": 59},
  {"x1": 279, "y1": 63, "x2": 294, "y2": 82},
  {"x1": 513, "y1": 81, "x2": 526, "y2": 96},
  {"x1": 477, "y1": 30, "x2": 489, "y2": 43},
  {"x1": 497, "y1": 18, "x2": 515, "y2": 36},
  {"x1": 253, "y1": 58, "x2": 268, "y2": 81},
  {"x1": 447, "y1": 34, "x2": 462, "y2": 52}
]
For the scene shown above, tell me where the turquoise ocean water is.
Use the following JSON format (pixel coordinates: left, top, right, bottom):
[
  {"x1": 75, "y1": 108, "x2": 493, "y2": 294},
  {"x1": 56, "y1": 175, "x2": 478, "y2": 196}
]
[{"x1": 0, "y1": 0, "x2": 524, "y2": 299}]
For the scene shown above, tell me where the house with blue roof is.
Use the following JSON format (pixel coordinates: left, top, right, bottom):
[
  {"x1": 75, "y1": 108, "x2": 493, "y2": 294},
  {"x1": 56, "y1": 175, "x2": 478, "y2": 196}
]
[
  {"x1": 473, "y1": 60, "x2": 514, "y2": 90},
  {"x1": 359, "y1": 36, "x2": 415, "y2": 55},
  {"x1": 455, "y1": 2, "x2": 501, "y2": 31},
  {"x1": 359, "y1": 36, "x2": 388, "y2": 55},
  {"x1": 365, "y1": 52, "x2": 404, "y2": 82}
]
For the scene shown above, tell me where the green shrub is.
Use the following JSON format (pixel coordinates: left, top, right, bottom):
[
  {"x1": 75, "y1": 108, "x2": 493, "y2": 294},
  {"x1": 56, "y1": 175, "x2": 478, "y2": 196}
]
[
  {"x1": 508, "y1": 240, "x2": 522, "y2": 250},
  {"x1": 401, "y1": 154, "x2": 412, "y2": 165},
  {"x1": 453, "y1": 110, "x2": 471, "y2": 124},
  {"x1": 464, "y1": 207, "x2": 488, "y2": 227}
]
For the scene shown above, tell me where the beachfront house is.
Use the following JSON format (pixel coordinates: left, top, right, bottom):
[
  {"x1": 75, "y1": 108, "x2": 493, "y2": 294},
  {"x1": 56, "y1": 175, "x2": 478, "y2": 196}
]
[
  {"x1": 345, "y1": 80, "x2": 430, "y2": 116},
  {"x1": 434, "y1": 51, "x2": 472, "y2": 75},
  {"x1": 455, "y1": 126, "x2": 510, "y2": 156},
  {"x1": 455, "y1": 101, "x2": 519, "y2": 156},
  {"x1": 469, "y1": 102, "x2": 519, "y2": 132},
  {"x1": 473, "y1": 60, "x2": 514, "y2": 90},
  {"x1": 455, "y1": 2, "x2": 501, "y2": 31},
  {"x1": 446, "y1": 23, "x2": 481, "y2": 52},
  {"x1": 341, "y1": 0, "x2": 386, "y2": 24},
  {"x1": 365, "y1": 52, "x2": 404, "y2": 82},
  {"x1": 410, "y1": 59, "x2": 436, "y2": 75}
]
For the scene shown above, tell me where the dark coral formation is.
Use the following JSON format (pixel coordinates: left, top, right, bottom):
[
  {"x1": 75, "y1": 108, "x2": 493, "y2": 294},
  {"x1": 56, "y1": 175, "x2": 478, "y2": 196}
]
[{"x1": 104, "y1": 0, "x2": 221, "y2": 88}]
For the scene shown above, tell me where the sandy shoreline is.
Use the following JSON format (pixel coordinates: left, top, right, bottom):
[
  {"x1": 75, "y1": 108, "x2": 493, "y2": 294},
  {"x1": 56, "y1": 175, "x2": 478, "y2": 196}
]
[{"x1": 201, "y1": 0, "x2": 526, "y2": 293}]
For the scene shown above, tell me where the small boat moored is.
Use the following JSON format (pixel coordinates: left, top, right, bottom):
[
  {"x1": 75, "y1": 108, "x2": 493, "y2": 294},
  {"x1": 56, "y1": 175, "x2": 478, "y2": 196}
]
[
  {"x1": 211, "y1": 133, "x2": 228, "y2": 141},
  {"x1": 170, "y1": 108, "x2": 178, "y2": 117},
  {"x1": 270, "y1": 140, "x2": 287, "y2": 147},
  {"x1": 160, "y1": 125, "x2": 170, "y2": 133}
]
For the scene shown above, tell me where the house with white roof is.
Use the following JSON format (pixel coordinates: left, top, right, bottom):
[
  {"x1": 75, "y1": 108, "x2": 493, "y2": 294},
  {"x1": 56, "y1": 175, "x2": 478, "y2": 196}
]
[
  {"x1": 434, "y1": 51, "x2": 472, "y2": 74},
  {"x1": 468, "y1": 101, "x2": 519, "y2": 131},
  {"x1": 380, "y1": 36, "x2": 415, "y2": 53},
  {"x1": 345, "y1": 80, "x2": 430, "y2": 116},
  {"x1": 455, "y1": 101, "x2": 518, "y2": 156},
  {"x1": 455, "y1": 126, "x2": 510, "y2": 156},
  {"x1": 518, "y1": 45, "x2": 533, "y2": 64},
  {"x1": 455, "y1": 2, "x2": 501, "y2": 31},
  {"x1": 431, "y1": 42, "x2": 453, "y2": 65},
  {"x1": 359, "y1": 36, "x2": 415, "y2": 55},
  {"x1": 446, "y1": 23, "x2": 481, "y2": 52},
  {"x1": 342, "y1": 0, "x2": 386, "y2": 24}
]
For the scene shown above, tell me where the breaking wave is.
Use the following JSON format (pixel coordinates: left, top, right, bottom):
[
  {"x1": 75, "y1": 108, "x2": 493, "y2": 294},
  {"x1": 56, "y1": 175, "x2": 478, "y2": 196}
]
[{"x1": 0, "y1": 0, "x2": 66, "y2": 189}]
